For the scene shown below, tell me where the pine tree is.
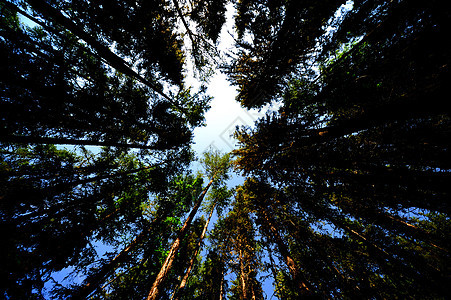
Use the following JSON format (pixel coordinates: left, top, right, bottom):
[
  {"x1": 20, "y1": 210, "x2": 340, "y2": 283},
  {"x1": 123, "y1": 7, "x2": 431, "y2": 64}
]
[
  {"x1": 2, "y1": 0, "x2": 450, "y2": 298},
  {"x1": 147, "y1": 150, "x2": 232, "y2": 300}
]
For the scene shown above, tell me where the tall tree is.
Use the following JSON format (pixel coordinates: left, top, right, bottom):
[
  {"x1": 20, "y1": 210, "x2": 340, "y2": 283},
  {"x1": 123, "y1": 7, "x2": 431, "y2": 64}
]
[
  {"x1": 225, "y1": 188, "x2": 264, "y2": 300},
  {"x1": 147, "y1": 150, "x2": 232, "y2": 300},
  {"x1": 67, "y1": 172, "x2": 200, "y2": 299},
  {"x1": 172, "y1": 184, "x2": 233, "y2": 300},
  {"x1": 1, "y1": 1, "x2": 212, "y2": 151},
  {"x1": 0, "y1": 144, "x2": 190, "y2": 299},
  {"x1": 3, "y1": 0, "x2": 451, "y2": 298},
  {"x1": 226, "y1": 0, "x2": 343, "y2": 108},
  {"x1": 1, "y1": 3, "x2": 212, "y2": 296},
  {"x1": 229, "y1": 0, "x2": 450, "y2": 296}
]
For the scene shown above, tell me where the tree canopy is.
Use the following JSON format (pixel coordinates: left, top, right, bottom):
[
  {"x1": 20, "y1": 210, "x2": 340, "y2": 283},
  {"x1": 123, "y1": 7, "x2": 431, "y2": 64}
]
[{"x1": 1, "y1": 0, "x2": 449, "y2": 299}]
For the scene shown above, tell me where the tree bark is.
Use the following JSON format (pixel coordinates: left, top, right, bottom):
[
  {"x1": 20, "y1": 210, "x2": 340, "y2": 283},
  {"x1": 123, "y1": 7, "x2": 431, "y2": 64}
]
[
  {"x1": 239, "y1": 248, "x2": 247, "y2": 300},
  {"x1": 172, "y1": 202, "x2": 216, "y2": 300},
  {"x1": 146, "y1": 178, "x2": 214, "y2": 300},
  {"x1": 219, "y1": 266, "x2": 225, "y2": 300}
]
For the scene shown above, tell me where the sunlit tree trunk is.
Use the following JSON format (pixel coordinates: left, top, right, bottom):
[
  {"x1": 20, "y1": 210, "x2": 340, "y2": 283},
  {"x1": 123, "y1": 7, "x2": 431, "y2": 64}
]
[
  {"x1": 219, "y1": 266, "x2": 225, "y2": 300},
  {"x1": 172, "y1": 202, "x2": 216, "y2": 300},
  {"x1": 146, "y1": 178, "x2": 214, "y2": 300},
  {"x1": 239, "y1": 247, "x2": 247, "y2": 300}
]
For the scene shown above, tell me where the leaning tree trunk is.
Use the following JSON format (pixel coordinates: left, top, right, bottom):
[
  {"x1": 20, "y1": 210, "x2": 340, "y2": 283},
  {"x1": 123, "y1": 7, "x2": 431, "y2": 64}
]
[
  {"x1": 258, "y1": 208, "x2": 314, "y2": 295},
  {"x1": 171, "y1": 202, "x2": 216, "y2": 300},
  {"x1": 25, "y1": 0, "x2": 180, "y2": 108},
  {"x1": 72, "y1": 226, "x2": 152, "y2": 299},
  {"x1": 146, "y1": 178, "x2": 214, "y2": 300},
  {"x1": 0, "y1": 135, "x2": 167, "y2": 150},
  {"x1": 219, "y1": 265, "x2": 225, "y2": 300}
]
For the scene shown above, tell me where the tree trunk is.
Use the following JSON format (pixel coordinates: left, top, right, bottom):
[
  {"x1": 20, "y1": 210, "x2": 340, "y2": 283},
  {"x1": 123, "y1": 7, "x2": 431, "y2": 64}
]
[
  {"x1": 320, "y1": 209, "x2": 445, "y2": 294},
  {"x1": 172, "y1": 202, "x2": 216, "y2": 300},
  {"x1": 146, "y1": 178, "x2": 214, "y2": 300},
  {"x1": 258, "y1": 209, "x2": 313, "y2": 295},
  {"x1": 0, "y1": 135, "x2": 168, "y2": 150},
  {"x1": 26, "y1": 0, "x2": 180, "y2": 108},
  {"x1": 171, "y1": 0, "x2": 197, "y2": 48},
  {"x1": 380, "y1": 212, "x2": 447, "y2": 252},
  {"x1": 72, "y1": 228, "x2": 150, "y2": 299},
  {"x1": 219, "y1": 265, "x2": 225, "y2": 300},
  {"x1": 239, "y1": 248, "x2": 247, "y2": 300}
]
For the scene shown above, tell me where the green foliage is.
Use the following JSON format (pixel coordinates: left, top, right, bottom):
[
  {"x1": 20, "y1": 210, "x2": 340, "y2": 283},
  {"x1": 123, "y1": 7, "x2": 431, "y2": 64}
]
[
  {"x1": 191, "y1": 0, "x2": 228, "y2": 43},
  {"x1": 229, "y1": 1, "x2": 450, "y2": 297},
  {"x1": 177, "y1": 86, "x2": 212, "y2": 127},
  {"x1": 200, "y1": 149, "x2": 232, "y2": 182},
  {"x1": 226, "y1": 0, "x2": 343, "y2": 108},
  {"x1": 2, "y1": 0, "x2": 450, "y2": 299}
]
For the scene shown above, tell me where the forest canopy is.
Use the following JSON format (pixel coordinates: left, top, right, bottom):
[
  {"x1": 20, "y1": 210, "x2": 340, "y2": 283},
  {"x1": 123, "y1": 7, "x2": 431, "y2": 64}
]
[{"x1": 1, "y1": 0, "x2": 450, "y2": 299}]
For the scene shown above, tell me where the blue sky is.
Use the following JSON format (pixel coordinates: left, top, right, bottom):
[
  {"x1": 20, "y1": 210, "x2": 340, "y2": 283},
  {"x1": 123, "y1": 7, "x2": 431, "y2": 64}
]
[
  {"x1": 18, "y1": 3, "x2": 278, "y2": 297},
  {"x1": 189, "y1": 3, "x2": 266, "y2": 157},
  {"x1": 187, "y1": 5, "x2": 279, "y2": 297}
]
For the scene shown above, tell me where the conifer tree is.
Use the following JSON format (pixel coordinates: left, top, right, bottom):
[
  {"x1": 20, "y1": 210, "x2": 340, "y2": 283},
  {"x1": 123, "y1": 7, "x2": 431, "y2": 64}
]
[
  {"x1": 147, "y1": 150, "x2": 231, "y2": 300},
  {"x1": 2, "y1": 0, "x2": 450, "y2": 298}
]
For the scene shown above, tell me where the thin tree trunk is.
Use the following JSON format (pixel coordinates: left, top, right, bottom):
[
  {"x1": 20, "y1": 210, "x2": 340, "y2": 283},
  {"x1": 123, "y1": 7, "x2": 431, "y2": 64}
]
[
  {"x1": 239, "y1": 248, "x2": 247, "y2": 300},
  {"x1": 219, "y1": 266, "x2": 225, "y2": 300},
  {"x1": 4, "y1": 0, "x2": 111, "y2": 79},
  {"x1": 321, "y1": 210, "x2": 445, "y2": 294},
  {"x1": 170, "y1": 0, "x2": 218, "y2": 64},
  {"x1": 258, "y1": 209, "x2": 313, "y2": 295},
  {"x1": 1, "y1": 2, "x2": 100, "y2": 88},
  {"x1": 146, "y1": 178, "x2": 214, "y2": 300},
  {"x1": 171, "y1": 0, "x2": 197, "y2": 48},
  {"x1": 172, "y1": 202, "x2": 216, "y2": 300},
  {"x1": 250, "y1": 278, "x2": 257, "y2": 300},
  {"x1": 26, "y1": 0, "x2": 181, "y2": 109},
  {"x1": 72, "y1": 227, "x2": 151, "y2": 299},
  {"x1": 0, "y1": 135, "x2": 169, "y2": 150},
  {"x1": 381, "y1": 212, "x2": 447, "y2": 252}
]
